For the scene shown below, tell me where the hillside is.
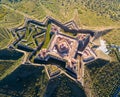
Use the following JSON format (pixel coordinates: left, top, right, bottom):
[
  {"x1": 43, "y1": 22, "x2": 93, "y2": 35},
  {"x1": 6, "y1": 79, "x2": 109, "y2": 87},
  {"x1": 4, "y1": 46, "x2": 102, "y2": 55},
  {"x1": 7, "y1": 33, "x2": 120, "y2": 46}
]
[
  {"x1": 84, "y1": 45, "x2": 120, "y2": 97},
  {"x1": 1, "y1": 0, "x2": 120, "y2": 45},
  {"x1": 0, "y1": 0, "x2": 120, "y2": 97},
  {"x1": 1, "y1": 0, "x2": 120, "y2": 26},
  {"x1": 79, "y1": 0, "x2": 120, "y2": 21},
  {"x1": 0, "y1": 64, "x2": 49, "y2": 97}
]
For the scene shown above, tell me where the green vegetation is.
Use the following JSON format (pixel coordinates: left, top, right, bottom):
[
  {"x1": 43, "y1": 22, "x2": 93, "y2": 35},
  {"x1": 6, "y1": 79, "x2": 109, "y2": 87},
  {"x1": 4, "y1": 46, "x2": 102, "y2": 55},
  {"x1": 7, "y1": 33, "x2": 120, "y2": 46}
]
[
  {"x1": 0, "y1": 49, "x2": 24, "y2": 79},
  {"x1": 91, "y1": 62, "x2": 120, "y2": 97},
  {"x1": 0, "y1": 0, "x2": 120, "y2": 46},
  {"x1": 16, "y1": 23, "x2": 46, "y2": 49},
  {"x1": 46, "y1": 64, "x2": 60, "y2": 77},
  {"x1": 105, "y1": 44, "x2": 120, "y2": 62},
  {"x1": 85, "y1": 50, "x2": 120, "y2": 97},
  {"x1": 114, "y1": 48, "x2": 120, "y2": 62},
  {"x1": 77, "y1": 8, "x2": 120, "y2": 27},
  {"x1": 1, "y1": 0, "x2": 120, "y2": 46},
  {"x1": 35, "y1": 34, "x2": 45, "y2": 45},
  {"x1": 1, "y1": 0, "x2": 120, "y2": 27},
  {"x1": 0, "y1": 48, "x2": 23, "y2": 60},
  {"x1": 42, "y1": 24, "x2": 51, "y2": 48},
  {"x1": 85, "y1": 59, "x2": 109, "y2": 78},
  {"x1": 6, "y1": 0, "x2": 22, "y2": 3},
  {"x1": 79, "y1": 0, "x2": 120, "y2": 21},
  {"x1": 0, "y1": 65, "x2": 49, "y2": 97},
  {"x1": 47, "y1": 65, "x2": 59, "y2": 72},
  {"x1": 0, "y1": 60, "x2": 14, "y2": 77},
  {"x1": 103, "y1": 29, "x2": 120, "y2": 45},
  {"x1": 45, "y1": 74, "x2": 86, "y2": 97},
  {"x1": 20, "y1": 28, "x2": 37, "y2": 49},
  {"x1": 0, "y1": 6, "x2": 7, "y2": 20},
  {"x1": 118, "y1": 92, "x2": 120, "y2": 97},
  {"x1": 0, "y1": 5, "x2": 24, "y2": 28},
  {"x1": 0, "y1": 27, "x2": 14, "y2": 49},
  {"x1": 1, "y1": 0, "x2": 46, "y2": 20},
  {"x1": 0, "y1": 1, "x2": 120, "y2": 97}
]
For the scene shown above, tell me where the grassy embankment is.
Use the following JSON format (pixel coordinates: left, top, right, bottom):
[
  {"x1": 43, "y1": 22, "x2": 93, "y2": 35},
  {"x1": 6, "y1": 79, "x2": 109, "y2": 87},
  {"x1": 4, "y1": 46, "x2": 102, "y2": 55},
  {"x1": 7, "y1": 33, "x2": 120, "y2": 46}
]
[
  {"x1": 2, "y1": 0, "x2": 120, "y2": 27},
  {"x1": 42, "y1": 23, "x2": 51, "y2": 48},
  {"x1": 1, "y1": 1, "x2": 120, "y2": 96},
  {"x1": 103, "y1": 29, "x2": 120, "y2": 45},
  {"x1": 45, "y1": 74, "x2": 86, "y2": 97},
  {"x1": 0, "y1": 64, "x2": 49, "y2": 97},
  {"x1": 84, "y1": 49, "x2": 120, "y2": 97},
  {"x1": 0, "y1": 49, "x2": 24, "y2": 80},
  {"x1": 0, "y1": 5, "x2": 24, "y2": 28},
  {"x1": 1, "y1": 0, "x2": 120, "y2": 45},
  {"x1": 0, "y1": 27, "x2": 14, "y2": 49}
]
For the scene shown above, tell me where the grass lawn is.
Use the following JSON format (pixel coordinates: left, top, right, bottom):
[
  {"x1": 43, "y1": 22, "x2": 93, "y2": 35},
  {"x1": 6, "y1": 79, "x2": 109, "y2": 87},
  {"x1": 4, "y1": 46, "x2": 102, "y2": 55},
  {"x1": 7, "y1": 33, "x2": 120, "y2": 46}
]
[{"x1": 42, "y1": 24, "x2": 51, "y2": 48}]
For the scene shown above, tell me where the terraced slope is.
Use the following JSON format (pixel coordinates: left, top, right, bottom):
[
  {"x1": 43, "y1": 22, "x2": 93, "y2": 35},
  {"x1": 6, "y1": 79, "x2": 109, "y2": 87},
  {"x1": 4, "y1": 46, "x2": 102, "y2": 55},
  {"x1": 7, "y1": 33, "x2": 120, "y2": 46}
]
[
  {"x1": 0, "y1": 28, "x2": 13, "y2": 49},
  {"x1": 0, "y1": 65, "x2": 49, "y2": 97},
  {"x1": 0, "y1": 49, "x2": 24, "y2": 80},
  {"x1": 0, "y1": 6, "x2": 24, "y2": 28}
]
